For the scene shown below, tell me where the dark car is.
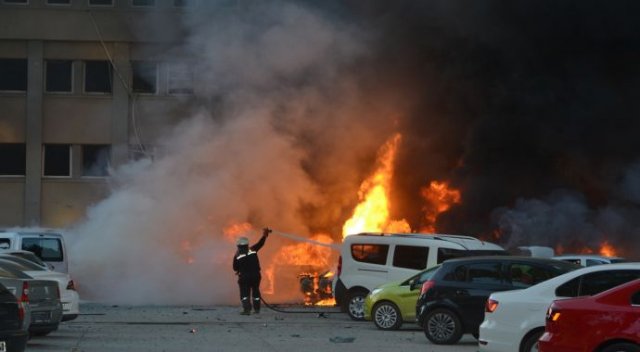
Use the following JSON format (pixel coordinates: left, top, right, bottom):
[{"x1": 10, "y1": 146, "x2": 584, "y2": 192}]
[
  {"x1": 0, "y1": 282, "x2": 29, "y2": 352},
  {"x1": 416, "y1": 256, "x2": 579, "y2": 344},
  {"x1": 539, "y1": 279, "x2": 640, "y2": 352}
]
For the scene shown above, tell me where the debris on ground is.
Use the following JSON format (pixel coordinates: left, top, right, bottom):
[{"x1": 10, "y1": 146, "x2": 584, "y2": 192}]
[{"x1": 329, "y1": 337, "x2": 355, "y2": 343}]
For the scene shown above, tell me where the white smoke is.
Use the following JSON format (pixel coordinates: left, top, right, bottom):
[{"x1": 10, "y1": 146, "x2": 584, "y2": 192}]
[{"x1": 67, "y1": 1, "x2": 400, "y2": 304}]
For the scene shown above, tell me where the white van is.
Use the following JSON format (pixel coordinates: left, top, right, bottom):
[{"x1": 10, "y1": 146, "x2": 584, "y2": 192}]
[
  {"x1": 0, "y1": 229, "x2": 69, "y2": 273},
  {"x1": 333, "y1": 233, "x2": 506, "y2": 320}
]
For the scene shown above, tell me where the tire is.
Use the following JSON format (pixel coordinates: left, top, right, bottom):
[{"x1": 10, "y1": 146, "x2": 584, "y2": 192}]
[
  {"x1": 472, "y1": 332, "x2": 479, "y2": 340},
  {"x1": 373, "y1": 301, "x2": 403, "y2": 330},
  {"x1": 601, "y1": 343, "x2": 640, "y2": 352},
  {"x1": 346, "y1": 289, "x2": 368, "y2": 321},
  {"x1": 423, "y1": 308, "x2": 463, "y2": 345},
  {"x1": 521, "y1": 330, "x2": 544, "y2": 352}
]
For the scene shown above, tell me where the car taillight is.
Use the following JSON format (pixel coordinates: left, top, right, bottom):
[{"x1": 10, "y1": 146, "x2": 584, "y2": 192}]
[
  {"x1": 20, "y1": 281, "x2": 29, "y2": 304},
  {"x1": 67, "y1": 280, "x2": 76, "y2": 291},
  {"x1": 485, "y1": 298, "x2": 499, "y2": 313},
  {"x1": 337, "y1": 256, "x2": 342, "y2": 277},
  {"x1": 546, "y1": 305, "x2": 561, "y2": 322},
  {"x1": 420, "y1": 279, "x2": 435, "y2": 295}
]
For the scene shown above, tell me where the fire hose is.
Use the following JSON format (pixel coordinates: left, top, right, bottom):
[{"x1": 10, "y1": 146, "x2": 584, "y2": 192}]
[{"x1": 258, "y1": 228, "x2": 341, "y2": 314}]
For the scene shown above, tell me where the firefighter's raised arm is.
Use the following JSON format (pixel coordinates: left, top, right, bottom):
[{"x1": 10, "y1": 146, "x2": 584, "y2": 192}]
[{"x1": 251, "y1": 227, "x2": 271, "y2": 251}]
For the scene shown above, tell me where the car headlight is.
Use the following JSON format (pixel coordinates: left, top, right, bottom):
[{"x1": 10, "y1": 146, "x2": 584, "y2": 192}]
[{"x1": 371, "y1": 288, "x2": 383, "y2": 296}]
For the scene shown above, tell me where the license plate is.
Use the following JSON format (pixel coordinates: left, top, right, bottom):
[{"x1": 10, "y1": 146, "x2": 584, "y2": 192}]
[
  {"x1": 0, "y1": 341, "x2": 6, "y2": 352},
  {"x1": 32, "y1": 311, "x2": 52, "y2": 323},
  {"x1": 63, "y1": 302, "x2": 71, "y2": 311}
]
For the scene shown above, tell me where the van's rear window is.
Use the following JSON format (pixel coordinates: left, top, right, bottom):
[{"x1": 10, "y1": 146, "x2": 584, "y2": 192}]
[{"x1": 21, "y1": 238, "x2": 63, "y2": 262}]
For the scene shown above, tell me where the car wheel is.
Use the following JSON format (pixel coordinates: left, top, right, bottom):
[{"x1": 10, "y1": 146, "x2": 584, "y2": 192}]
[
  {"x1": 423, "y1": 308, "x2": 463, "y2": 344},
  {"x1": 347, "y1": 289, "x2": 368, "y2": 321},
  {"x1": 472, "y1": 332, "x2": 479, "y2": 340},
  {"x1": 521, "y1": 330, "x2": 544, "y2": 352},
  {"x1": 601, "y1": 343, "x2": 640, "y2": 352},
  {"x1": 373, "y1": 301, "x2": 403, "y2": 330}
]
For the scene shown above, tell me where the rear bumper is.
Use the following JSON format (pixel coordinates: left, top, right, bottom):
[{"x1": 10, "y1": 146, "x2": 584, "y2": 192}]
[
  {"x1": 61, "y1": 290, "x2": 80, "y2": 317},
  {"x1": 334, "y1": 279, "x2": 347, "y2": 309},
  {"x1": 0, "y1": 330, "x2": 28, "y2": 352},
  {"x1": 478, "y1": 317, "x2": 524, "y2": 352}
]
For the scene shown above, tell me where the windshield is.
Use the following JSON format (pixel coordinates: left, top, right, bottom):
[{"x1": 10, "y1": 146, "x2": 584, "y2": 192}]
[{"x1": 402, "y1": 265, "x2": 441, "y2": 286}]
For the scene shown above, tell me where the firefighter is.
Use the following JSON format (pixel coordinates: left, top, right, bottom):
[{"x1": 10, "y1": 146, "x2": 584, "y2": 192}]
[{"x1": 233, "y1": 227, "x2": 270, "y2": 315}]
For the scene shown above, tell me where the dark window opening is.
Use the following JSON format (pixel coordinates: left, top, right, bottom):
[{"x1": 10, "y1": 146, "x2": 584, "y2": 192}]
[
  {"x1": 393, "y1": 245, "x2": 429, "y2": 270},
  {"x1": 174, "y1": 0, "x2": 196, "y2": 7},
  {"x1": 82, "y1": 144, "x2": 110, "y2": 177},
  {"x1": 0, "y1": 238, "x2": 10, "y2": 249},
  {"x1": 84, "y1": 61, "x2": 112, "y2": 93},
  {"x1": 47, "y1": 0, "x2": 71, "y2": 4},
  {"x1": 632, "y1": 291, "x2": 640, "y2": 306},
  {"x1": 351, "y1": 244, "x2": 389, "y2": 265},
  {"x1": 132, "y1": 61, "x2": 157, "y2": 94},
  {"x1": 89, "y1": 0, "x2": 113, "y2": 5},
  {"x1": 46, "y1": 60, "x2": 73, "y2": 92},
  {"x1": 556, "y1": 270, "x2": 640, "y2": 297},
  {"x1": 3, "y1": 0, "x2": 28, "y2": 4},
  {"x1": 43, "y1": 144, "x2": 71, "y2": 177},
  {"x1": 0, "y1": 144, "x2": 26, "y2": 175},
  {"x1": 0, "y1": 59, "x2": 27, "y2": 91}
]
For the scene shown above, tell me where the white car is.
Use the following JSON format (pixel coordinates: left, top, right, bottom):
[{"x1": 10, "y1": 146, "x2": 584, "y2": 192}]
[
  {"x1": 0, "y1": 255, "x2": 80, "y2": 321},
  {"x1": 552, "y1": 254, "x2": 626, "y2": 266},
  {"x1": 479, "y1": 263, "x2": 640, "y2": 352}
]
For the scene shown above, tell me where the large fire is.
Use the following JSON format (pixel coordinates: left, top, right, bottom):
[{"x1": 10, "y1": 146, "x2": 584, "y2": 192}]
[
  {"x1": 342, "y1": 133, "x2": 411, "y2": 237},
  {"x1": 420, "y1": 181, "x2": 461, "y2": 232}
]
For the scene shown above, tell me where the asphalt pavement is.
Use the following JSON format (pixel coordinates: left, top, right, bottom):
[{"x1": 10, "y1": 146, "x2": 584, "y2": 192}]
[{"x1": 26, "y1": 303, "x2": 479, "y2": 352}]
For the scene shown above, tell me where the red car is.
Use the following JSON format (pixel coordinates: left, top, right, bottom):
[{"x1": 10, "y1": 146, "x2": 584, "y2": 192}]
[{"x1": 539, "y1": 278, "x2": 640, "y2": 352}]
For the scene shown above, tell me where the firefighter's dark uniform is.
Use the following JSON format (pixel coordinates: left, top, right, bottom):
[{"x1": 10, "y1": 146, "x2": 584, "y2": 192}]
[{"x1": 233, "y1": 231, "x2": 268, "y2": 314}]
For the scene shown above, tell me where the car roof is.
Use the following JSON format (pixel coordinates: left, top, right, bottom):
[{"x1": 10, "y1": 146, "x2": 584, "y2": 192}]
[
  {"x1": 343, "y1": 232, "x2": 504, "y2": 250},
  {"x1": 440, "y1": 255, "x2": 572, "y2": 265},
  {"x1": 553, "y1": 254, "x2": 624, "y2": 260}
]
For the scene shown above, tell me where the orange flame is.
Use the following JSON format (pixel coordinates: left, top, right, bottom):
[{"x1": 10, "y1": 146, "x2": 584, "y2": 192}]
[
  {"x1": 420, "y1": 180, "x2": 461, "y2": 232},
  {"x1": 599, "y1": 241, "x2": 617, "y2": 257},
  {"x1": 342, "y1": 133, "x2": 410, "y2": 237},
  {"x1": 222, "y1": 222, "x2": 253, "y2": 242}
]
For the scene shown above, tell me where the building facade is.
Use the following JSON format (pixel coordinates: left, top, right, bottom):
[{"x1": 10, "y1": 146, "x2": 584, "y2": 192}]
[{"x1": 0, "y1": 0, "x2": 194, "y2": 227}]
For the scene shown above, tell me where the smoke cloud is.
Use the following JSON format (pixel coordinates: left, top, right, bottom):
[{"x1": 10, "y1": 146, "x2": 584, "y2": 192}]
[{"x1": 68, "y1": 1, "x2": 640, "y2": 304}]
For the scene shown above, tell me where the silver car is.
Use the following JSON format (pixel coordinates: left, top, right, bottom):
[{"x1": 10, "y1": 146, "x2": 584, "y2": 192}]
[{"x1": 0, "y1": 262, "x2": 62, "y2": 337}]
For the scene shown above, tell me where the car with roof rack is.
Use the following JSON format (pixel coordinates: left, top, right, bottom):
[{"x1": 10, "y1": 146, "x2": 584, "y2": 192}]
[{"x1": 333, "y1": 232, "x2": 507, "y2": 320}]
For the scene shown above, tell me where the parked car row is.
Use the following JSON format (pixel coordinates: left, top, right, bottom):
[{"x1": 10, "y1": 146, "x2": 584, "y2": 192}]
[
  {"x1": 0, "y1": 231, "x2": 78, "y2": 352},
  {"x1": 334, "y1": 233, "x2": 639, "y2": 351}
]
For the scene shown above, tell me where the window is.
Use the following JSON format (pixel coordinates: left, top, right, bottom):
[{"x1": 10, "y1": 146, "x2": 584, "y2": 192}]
[
  {"x1": 84, "y1": 61, "x2": 112, "y2": 93},
  {"x1": 393, "y1": 245, "x2": 429, "y2": 270},
  {"x1": 167, "y1": 62, "x2": 193, "y2": 94},
  {"x1": 444, "y1": 265, "x2": 467, "y2": 282},
  {"x1": 508, "y1": 263, "x2": 554, "y2": 288},
  {"x1": 2, "y1": 0, "x2": 28, "y2": 4},
  {"x1": 560, "y1": 258, "x2": 582, "y2": 266},
  {"x1": 632, "y1": 291, "x2": 640, "y2": 306},
  {"x1": 82, "y1": 144, "x2": 110, "y2": 177},
  {"x1": 0, "y1": 144, "x2": 26, "y2": 176},
  {"x1": 22, "y1": 238, "x2": 63, "y2": 262},
  {"x1": 132, "y1": 61, "x2": 158, "y2": 94},
  {"x1": 43, "y1": 144, "x2": 71, "y2": 177},
  {"x1": 351, "y1": 244, "x2": 388, "y2": 265},
  {"x1": 0, "y1": 59, "x2": 27, "y2": 91},
  {"x1": 556, "y1": 270, "x2": 640, "y2": 297},
  {"x1": 47, "y1": 0, "x2": 71, "y2": 4},
  {"x1": 586, "y1": 259, "x2": 605, "y2": 266},
  {"x1": 45, "y1": 60, "x2": 73, "y2": 93},
  {"x1": 467, "y1": 263, "x2": 503, "y2": 285},
  {"x1": 0, "y1": 238, "x2": 10, "y2": 249},
  {"x1": 132, "y1": 0, "x2": 155, "y2": 6},
  {"x1": 88, "y1": 0, "x2": 113, "y2": 5},
  {"x1": 403, "y1": 265, "x2": 440, "y2": 286}
]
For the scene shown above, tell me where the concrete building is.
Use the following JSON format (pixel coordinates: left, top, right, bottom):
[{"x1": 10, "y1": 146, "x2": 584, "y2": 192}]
[{"x1": 0, "y1": 0, "x2": 195, "y2": 227}]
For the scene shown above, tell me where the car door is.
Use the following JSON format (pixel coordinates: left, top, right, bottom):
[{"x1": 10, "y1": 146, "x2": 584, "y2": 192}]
[{"x1": 452, "y1": 261, "x2": 509, "y2": 329}]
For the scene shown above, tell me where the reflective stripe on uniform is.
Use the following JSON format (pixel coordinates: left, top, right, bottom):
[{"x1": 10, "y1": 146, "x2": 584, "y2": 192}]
[{"x1": 236, "y1": 251, "x2": 257, "y2": 260}]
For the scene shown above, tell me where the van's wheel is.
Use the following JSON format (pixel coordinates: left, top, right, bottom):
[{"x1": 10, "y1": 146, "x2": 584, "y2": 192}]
[
  {"x1": 600, "y1": 343, "x2": 640, "y2": 352},
  {"x1": 423, "y1": 308, "x2": 463, "y2": 344},
  {"x1": 521, "y1": 329, "x2": 544, "y2": 352},
  {"x1": 346, "y1": 289, "x2": 368, "y2": 321},
  {"x1": 373, "y1": 301, "x2": 402, "y2": 330}
]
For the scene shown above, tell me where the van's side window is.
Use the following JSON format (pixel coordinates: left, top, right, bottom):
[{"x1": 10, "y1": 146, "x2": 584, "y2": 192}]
[
  {"x1": 22, "y1": 238, "x2": 64, "y2": 262},
  {"x1": 351, "y1": 244, "x2": 389, "y2": 265},
  {"x1": 393, "y1": 245, "x2": 429, "y2": 270}
]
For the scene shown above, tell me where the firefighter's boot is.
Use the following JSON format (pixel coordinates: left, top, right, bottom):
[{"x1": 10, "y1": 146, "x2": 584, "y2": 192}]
[{"x1": 253, "y1": 297, "x2": 261, "y2": 314}]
